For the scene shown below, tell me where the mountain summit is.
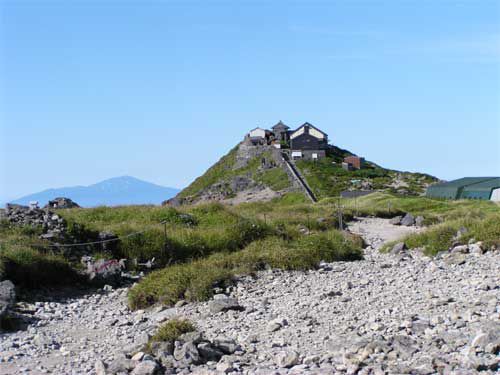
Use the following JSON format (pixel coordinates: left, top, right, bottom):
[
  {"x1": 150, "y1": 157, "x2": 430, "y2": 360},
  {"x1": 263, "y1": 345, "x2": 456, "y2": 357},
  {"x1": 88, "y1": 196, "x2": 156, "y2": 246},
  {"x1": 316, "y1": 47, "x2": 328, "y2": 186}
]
[
  {"x1": 174, "y1": 122, "x2": 437, "y2": 205},
  {"x1": 5, "y1": 176, "x2": 179, "y2": 207}
]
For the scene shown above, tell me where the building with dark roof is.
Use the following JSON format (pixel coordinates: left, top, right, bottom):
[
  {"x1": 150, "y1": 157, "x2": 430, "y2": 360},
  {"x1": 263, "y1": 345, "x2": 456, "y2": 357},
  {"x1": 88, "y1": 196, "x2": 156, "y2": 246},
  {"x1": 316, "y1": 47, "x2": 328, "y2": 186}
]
[
  {"x1": 244, "y1": 121, "x2": 330, "y2": 160},
  {"x1": 289, "y1": 122, "x2": 328, "y2": 160},
  {"x1": 271, "y1": 121, "x2": 290, "y2": 142}
]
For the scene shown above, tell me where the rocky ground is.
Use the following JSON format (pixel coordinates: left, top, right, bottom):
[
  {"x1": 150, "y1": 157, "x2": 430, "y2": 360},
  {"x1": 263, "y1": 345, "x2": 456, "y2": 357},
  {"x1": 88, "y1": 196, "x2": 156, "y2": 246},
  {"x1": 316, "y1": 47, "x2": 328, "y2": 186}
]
[{"x1": 1, "y1": 218, "x2": 499, "y2": 374}]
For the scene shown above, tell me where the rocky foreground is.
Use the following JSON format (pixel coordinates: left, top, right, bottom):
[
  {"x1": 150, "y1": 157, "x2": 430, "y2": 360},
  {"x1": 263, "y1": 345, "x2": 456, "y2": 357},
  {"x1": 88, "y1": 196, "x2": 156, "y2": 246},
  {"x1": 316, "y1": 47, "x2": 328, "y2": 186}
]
[{"x1": 0, "y1": 218, "x2": 499, "y2": 374}]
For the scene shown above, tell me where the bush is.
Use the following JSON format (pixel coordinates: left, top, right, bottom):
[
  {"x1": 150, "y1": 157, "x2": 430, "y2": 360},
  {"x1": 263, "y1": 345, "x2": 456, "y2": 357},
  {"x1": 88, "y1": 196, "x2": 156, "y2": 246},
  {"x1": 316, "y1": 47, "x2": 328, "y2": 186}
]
[{"x1": 146, "y1": 318, "x2": 195, "y2": 352}]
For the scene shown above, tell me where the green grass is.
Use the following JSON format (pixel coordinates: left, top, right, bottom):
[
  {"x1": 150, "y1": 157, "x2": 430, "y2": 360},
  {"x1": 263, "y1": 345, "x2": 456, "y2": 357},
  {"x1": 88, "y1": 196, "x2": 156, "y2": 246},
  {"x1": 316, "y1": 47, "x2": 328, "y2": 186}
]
[
  {"x1": 148, "y1": 318, "x2": 195, "y2": 346},
  {"x1": 177, "y1": 146, "x2": 294, "y2": 201},
  {"x1": 381, "y1": 213, "x2": 500, "y2": 256},
  {"x1": 3, "y1": 190, "x2": 498, "y2": 297},
  {"x1": 0, "y1": 222, "x2": 80, "y2": 287},
  {"x1": 256, "y1": 167, "x2": 290, "y2": 191},
  {"x1": 177, "y1": 146, "x2": 239, "y2": 199},
  {"x1": 59, "y1": 203, "x2": 271, "y2": 266},
  {"x1": 128, "y1": 230, "x2": 363, "y2": 309},
  {"x1": 338, "y1": 192, "x2": 500, "y2": 224},
  {"x1": 294, "y1": 157, "x2": 436, "y2": 199}
]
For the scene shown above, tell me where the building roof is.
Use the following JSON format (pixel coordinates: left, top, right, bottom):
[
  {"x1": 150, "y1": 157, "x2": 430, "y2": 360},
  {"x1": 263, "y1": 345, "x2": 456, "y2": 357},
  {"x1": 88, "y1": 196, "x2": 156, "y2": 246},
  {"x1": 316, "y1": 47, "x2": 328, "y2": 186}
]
[
  {"x1": 272, "y1": 121, "x2": 290, "y2": 130},
  {"x1": 292, "y1": 122, "x2": 328, "y2": 137},
  {"x1": 462, "y1": 178, "x2": 500, "y2": 192},
  {"x1": 248, "y1": 127, "x2": 266, "y2": 132},
  {"x1": 426, "y1": 177, "x2": 500, "y2": 199}
]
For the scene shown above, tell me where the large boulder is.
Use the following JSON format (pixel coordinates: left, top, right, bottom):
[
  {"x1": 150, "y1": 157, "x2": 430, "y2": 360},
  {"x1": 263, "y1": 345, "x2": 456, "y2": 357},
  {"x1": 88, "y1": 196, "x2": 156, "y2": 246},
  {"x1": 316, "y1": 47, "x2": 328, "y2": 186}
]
[
  {"x1": 0, "y1": 280, "x2": 16, "y2": 326},
  {"x1": 390, "y1": 242, "x2": 407, "y2": 255},
  {"x1": 44, "y1": 197, "x2": 80, "y2": 209},
  {"x1": 400, "y1": 213, "x2": 415, "y2": 226},
  {"x1": 415, "y1": 216, "x2": 425, "y2": 227},
  {"x1": 173, "y1": 341, "x2": 201, "y2": 365},
  {"x1": 208, "y1": 295, "x2": 243, "y2": 314},
  {"x1": 274, "y1": 350, "x2": 300, "y2": 368},
  {"x1": 389, "y1": 216, "x2": 402, "y2": 225}
]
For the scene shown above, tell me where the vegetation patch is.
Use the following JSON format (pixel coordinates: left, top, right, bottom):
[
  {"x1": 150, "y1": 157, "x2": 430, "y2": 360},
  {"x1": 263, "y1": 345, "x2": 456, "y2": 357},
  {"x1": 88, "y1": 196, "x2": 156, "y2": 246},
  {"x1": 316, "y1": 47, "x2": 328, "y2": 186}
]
[
  {"x1": 128, "y1": 230, "x2": 362, "y2": 309},
  {"x1": 0, "y1": 246, "x2": 79, "y2": 288},
  {"x1": 147, "y1": 318, "x2": 195, "y2": 350},
  {"x1": 0, "y1": 221, "x2": 80, "y2": 287},
  {"x1": 381, "y1": 213, "x2": 500, "y2": 256},
  {"x1": 59, "y1": 203, "x2": 271, "y2": 266}
]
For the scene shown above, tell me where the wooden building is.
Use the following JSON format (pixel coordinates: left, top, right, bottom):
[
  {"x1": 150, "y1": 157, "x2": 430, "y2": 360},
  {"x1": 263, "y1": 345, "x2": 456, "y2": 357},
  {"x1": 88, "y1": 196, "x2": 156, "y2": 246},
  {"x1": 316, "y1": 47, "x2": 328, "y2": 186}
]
[
  {"x1": 271, "y1": 121, "x2": 290, "y2": 142},
  {"x1": 343, "y1": 156, "x2": 365, "y2": 170},
  {"x1": 289, "y1": 122, "x2": 328, "y2": 160},
  {"x1": 244, "y1": 121, "x2": 330, "y2": 160}
]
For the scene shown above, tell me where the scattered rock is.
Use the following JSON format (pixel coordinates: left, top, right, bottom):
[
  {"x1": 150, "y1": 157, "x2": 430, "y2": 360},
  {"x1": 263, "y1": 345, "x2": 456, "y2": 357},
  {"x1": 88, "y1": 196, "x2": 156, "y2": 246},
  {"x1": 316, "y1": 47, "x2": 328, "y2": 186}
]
[
  {"x1": 390, "y1": 242, "x2": 406, "y2": 255},
  {"x1": 415, "y1": 216, "x2": 424, "y2": 227},
  {"x1": 400, "y1": 213, "x2": 415, "y2": 226},
  {"x1": 173, "y1": 341, "x2": 201, "y2": 365},
  {"x1": 274, "y1": 350, "x2": 300, "y2": 368},
  {"x1": 443, "y1": 253, "x2": 467, "y2": 266},
  {"x1": 0, "y1": 280, "x2": 15, "y2": 324},
  {"x1": 389, "y1": 216, "x2": 402, "y2": 225},
  {"x1": 208, "y1": 295, "x2": 243, "y2": 314},
  {"x1": 94, "y1": 359, "x2": 107, "y2": 375},
  {"x1": 131, "y1": 360, "x2": 159, "y2": 375},
  {"x1": 44, "y1": 197, "x2": 80, "y2": 209}
]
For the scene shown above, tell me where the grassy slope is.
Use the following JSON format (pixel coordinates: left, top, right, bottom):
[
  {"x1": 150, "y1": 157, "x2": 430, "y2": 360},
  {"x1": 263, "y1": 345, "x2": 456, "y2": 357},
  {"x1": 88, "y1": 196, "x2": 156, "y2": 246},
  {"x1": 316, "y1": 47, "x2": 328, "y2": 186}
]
[
  {"x1": 176, "y1": 142, "x2": 436, "y2": 203},
  {"x1": 3, "y1": 192, "x2": 498, "y2": 293},
  {"x1": 177, "y1": 146, "x2": 291, "y2": 201},
  {"x1": 295, "y1": 155, "x2": 436, "y2": 199},
  {"x1": 128, "y1": 230, "x2": 363, "y2": 309},
  {"x1": 0, "y1": 221, "x2": 79, "y2": 287},
  {"x1": 343, "y1": 193, "x2": 500, "y2": 256}
]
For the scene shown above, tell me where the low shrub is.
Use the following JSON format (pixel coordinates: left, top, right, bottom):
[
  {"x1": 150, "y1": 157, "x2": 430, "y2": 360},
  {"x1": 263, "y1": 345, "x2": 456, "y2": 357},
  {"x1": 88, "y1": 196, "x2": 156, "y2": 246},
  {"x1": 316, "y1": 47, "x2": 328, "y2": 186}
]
[{"x1": 145, "y1": 318, "x2": 195, "y2": 353}]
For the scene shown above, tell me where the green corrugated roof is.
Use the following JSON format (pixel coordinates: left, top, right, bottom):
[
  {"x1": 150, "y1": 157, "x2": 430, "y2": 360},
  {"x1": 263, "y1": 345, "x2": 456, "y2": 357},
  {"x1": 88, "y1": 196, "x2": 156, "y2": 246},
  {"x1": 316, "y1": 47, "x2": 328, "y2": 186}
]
[
  {"x1": 426, "y1": 177, "x2": 499, "y2": 200},
  {"x1": 431, "y1": 177, "x2": 496, "y2": 188},
  {"x1": 462, "y1": 178, "x2": 500, "y2": 192}
]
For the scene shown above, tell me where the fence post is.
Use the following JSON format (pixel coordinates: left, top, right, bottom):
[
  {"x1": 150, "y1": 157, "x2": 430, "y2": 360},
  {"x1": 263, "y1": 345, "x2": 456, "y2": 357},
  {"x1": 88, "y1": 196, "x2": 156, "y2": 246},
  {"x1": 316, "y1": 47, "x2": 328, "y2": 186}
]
[{"x1": 162, "y1": 220, "x2": 169, "y2": 263}]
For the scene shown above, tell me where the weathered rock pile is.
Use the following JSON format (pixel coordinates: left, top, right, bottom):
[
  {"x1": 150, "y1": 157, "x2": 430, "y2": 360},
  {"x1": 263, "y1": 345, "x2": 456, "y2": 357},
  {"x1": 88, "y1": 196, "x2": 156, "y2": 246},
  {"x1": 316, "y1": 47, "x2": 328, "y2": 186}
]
[
  {"x1": 5, "y1": 203, "x2": 67, "y2": 241},
  {"x1": 43, "y1": 197, "x2": 80, "y2": 210},
  {"x1": 389, "y1": 212, "x2": 424, "y2": 227}
]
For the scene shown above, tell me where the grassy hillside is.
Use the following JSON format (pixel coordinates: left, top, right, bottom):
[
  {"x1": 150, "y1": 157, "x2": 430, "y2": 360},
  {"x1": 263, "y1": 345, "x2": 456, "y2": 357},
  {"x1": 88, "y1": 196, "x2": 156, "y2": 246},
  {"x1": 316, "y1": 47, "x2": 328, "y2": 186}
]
[
  {"x1": 175, "y1": 142, "x2": 437, "y2": 203},
  {"x1": 295, "y1": 155, "x2": 436, "y2": 199},
  {"x1": 1, "y1": 193, "x2": 498, "y2": 298},
  {"x1": 177, "y1": 146, "x2": 291, "y2": 202}
]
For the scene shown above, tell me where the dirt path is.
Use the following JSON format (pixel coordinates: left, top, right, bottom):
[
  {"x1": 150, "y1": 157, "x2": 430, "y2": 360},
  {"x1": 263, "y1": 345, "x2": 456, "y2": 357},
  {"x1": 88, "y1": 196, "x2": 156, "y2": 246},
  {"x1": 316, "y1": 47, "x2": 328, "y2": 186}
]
[{"x1": 348, "y1": 216, "x2": 422, "y2": 253}]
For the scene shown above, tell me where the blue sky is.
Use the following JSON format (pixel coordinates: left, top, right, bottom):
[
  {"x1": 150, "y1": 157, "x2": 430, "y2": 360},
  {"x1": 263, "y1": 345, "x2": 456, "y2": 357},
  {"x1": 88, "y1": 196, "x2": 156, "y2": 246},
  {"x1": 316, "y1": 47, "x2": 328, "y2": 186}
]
[{"x1": 1, "y1": 1, "x2": 499, "y2": 201}]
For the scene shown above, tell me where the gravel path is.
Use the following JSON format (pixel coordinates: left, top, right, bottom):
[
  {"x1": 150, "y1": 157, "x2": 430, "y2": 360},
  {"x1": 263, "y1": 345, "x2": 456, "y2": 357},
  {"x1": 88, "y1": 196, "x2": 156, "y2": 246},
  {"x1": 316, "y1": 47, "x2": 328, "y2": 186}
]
[{"x1": 1, "y1": 218, "x2": 499, "y2": 374}]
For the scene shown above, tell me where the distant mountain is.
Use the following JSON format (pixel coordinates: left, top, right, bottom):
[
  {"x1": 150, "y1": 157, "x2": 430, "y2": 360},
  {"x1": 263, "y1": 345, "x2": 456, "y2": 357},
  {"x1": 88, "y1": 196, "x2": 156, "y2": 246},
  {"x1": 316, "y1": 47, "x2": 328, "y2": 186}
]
[{"x1": 4, "y1": 176, "x2": 180, "y2": 207}]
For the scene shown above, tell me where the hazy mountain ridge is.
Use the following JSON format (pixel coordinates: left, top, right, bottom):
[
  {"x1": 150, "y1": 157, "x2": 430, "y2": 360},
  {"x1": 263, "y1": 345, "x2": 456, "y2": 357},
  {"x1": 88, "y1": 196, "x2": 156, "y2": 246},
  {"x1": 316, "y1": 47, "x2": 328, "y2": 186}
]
[{"x1": 4, "y1": 176, "x2": 180, "y2": 207}]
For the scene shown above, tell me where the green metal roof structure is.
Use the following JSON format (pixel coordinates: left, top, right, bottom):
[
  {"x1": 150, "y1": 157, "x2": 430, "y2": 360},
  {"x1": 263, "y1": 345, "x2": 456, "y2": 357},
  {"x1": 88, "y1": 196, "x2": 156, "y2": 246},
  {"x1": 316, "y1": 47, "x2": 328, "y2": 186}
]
[
  {"x1": 426, "y1": 177, "x2": 500, "y2": 200},
  {"x1": 461, "y1": 178, "x2": 500, "y2": 200}
]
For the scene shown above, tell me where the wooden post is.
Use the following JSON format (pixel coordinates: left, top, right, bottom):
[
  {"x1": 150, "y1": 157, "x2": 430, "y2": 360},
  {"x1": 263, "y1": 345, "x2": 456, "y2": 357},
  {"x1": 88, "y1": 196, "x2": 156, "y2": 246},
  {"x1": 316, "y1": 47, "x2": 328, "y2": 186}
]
[
  {"x1": 337, "y1": 197, "x2": 343, "y2": 230},
  {"x1": 162, "y1": 221, "x2": 169, "y2": 263}
]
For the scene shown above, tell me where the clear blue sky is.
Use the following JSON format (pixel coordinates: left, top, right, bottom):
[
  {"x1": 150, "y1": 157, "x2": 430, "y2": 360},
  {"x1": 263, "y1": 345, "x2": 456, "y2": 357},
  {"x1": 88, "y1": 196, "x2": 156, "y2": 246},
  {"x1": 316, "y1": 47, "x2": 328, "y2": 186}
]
[{"x1": 1, "y1": 1, "x2": 499, "y2": 201}]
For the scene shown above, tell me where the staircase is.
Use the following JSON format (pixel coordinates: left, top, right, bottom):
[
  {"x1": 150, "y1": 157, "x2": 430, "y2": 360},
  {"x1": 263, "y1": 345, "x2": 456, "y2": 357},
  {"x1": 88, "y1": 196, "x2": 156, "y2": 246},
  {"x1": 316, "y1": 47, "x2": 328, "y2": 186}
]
[{"x1": 281, "y1": 153, "x2": 318, "y2": 203}]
